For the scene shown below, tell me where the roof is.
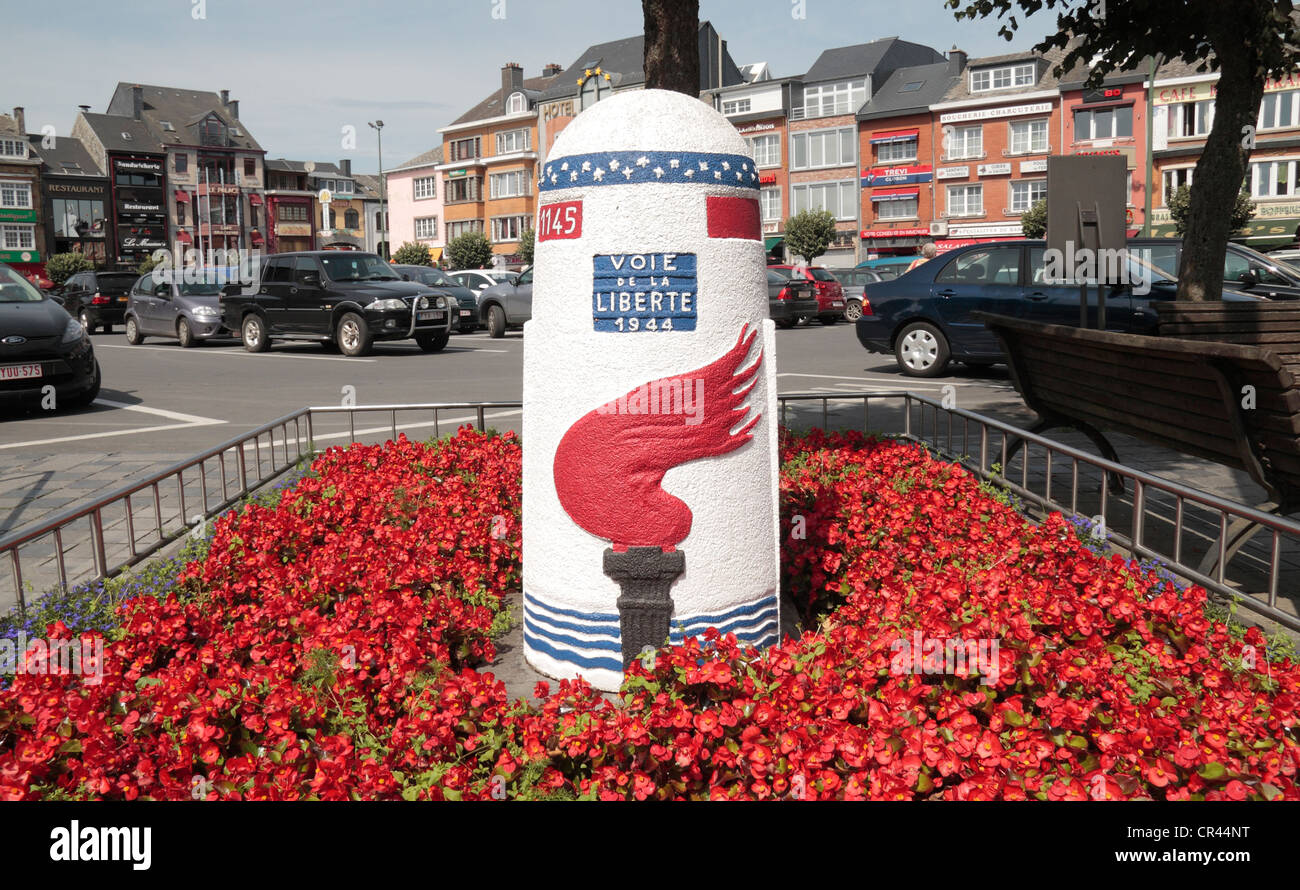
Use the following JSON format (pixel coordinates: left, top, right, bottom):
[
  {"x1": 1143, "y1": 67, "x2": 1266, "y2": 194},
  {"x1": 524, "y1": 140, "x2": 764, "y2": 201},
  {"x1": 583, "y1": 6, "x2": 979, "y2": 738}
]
[
  {"x1": 937, "y1": 45, "x2": 1071, "y2": 103},
  {"x1": 450, "y1": 72, "x2": 561, "y2": 126},
  {"x1": 265, "y1": 158, "x2": 311, "y2": 173},
  {"x1": 857, "y1": 61, "x2": 959, "y2": 121},
  {"x1": 104, "y1": 83, "x2": 263, "y2": 151},
  {"x1": 26, "y1": 134, "x2": 104, "y2": 176},
  {"x1": 802, "y1": 38, "x2": 945, "y2": 85},
  {"x1": 351, "y1": 174, "x2": 382, "y2": 198},
  {"x1": 77, "y1": 112, "x2": 164, "y2": 155},
  {"x1": 388, "y1": 146, "x2": 443, "y2": 172}
]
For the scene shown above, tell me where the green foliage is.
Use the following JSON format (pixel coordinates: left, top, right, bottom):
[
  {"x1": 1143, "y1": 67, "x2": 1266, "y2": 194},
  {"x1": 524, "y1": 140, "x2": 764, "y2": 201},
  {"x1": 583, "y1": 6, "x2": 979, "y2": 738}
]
[
  {"x1": 1020, "y1": 199, "x2": 1047, "y2": 238},
  {"x1": 1169, "y1": 183, "x2": 1255, "y2": 237},
  {"x1": 783, "y1": 209, "x2": 837, "y2": 264},
  {"x1": 391, "y1": 242, "x2": 434, "y2": 266},
  {"x1": 518, "y1": 227, "x2": 535, "y2": 265},
  {"x1": 44, "y1": 252, "x2": 94, "y2": 286},
  {"x1": 136, "y1": 255, "x2": 162, "y2": 275},
  {"x1": 446, "y1": 231, "x2": 494, "y2": 270}
]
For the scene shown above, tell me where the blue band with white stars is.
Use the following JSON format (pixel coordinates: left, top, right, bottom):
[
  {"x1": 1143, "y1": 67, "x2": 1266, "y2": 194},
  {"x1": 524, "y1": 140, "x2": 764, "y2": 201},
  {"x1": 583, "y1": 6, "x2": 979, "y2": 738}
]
[{"x1": 538, "y1": 150, "x2": 760, "y2": 191}]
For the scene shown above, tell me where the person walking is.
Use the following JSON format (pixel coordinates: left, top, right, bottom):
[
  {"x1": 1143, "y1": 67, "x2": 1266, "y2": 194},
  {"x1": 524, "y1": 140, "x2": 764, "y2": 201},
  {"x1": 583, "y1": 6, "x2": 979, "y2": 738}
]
[{"x1": 907, "y1": 242, "x2": 938, "y2": 273}]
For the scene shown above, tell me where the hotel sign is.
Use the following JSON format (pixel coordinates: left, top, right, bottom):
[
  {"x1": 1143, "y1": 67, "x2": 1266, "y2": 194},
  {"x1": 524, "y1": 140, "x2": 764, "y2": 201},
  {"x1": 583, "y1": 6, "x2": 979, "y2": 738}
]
[{"x1": 541, "y1": 99, "x2": 576, "y2": 122}]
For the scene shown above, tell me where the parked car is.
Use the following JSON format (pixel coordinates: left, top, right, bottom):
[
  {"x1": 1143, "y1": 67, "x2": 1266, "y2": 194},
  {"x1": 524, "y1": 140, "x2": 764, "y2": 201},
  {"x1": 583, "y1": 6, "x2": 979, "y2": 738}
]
[
  {"x1": 450, "y1": 269, "x2": 519, "y2": 297},
  {"x1": 829, "y1": 268, "x2": 883, "y2": 322},
  {"x1": 477, "y1": 267, "x2": 533, "y2": 338},
  {"x1": 390, "y1": 264, "x2": 478, "y2": 332},
  {"x1": 1130, "y1": 237, "x2": 1300, "y2": 300},
  {"x1": 221, "y1": 251, "x2": 453, "y2": 357},
  {"x1": 767, "y1": 264, "x2": 846, "y2": 324},
  {"x1": 767, "y1": 269, "x2": 819, "y2": 328},
  {"x1": 855, "y1": 239, "x2": 1263, "y2": 378},
  {"x1": 56, "y1": 270, "x2": 139, "y2": 333},
  {"x1": 0, "y1": 262, "x2": 101, "y2": 410},
  {"x1": 1265, "y1": 246, "x2": 1300, "y2": 270},
  {"x1": 856, "y1": 255, "x2": 922, "y2": 280},
  {"x1": 124, "y1": 272, "x2": 231, "y2": 347}
]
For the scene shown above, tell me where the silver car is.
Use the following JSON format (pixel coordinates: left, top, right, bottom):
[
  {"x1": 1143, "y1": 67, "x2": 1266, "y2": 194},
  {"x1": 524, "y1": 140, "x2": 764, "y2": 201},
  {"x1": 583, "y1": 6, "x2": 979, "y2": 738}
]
[{"x1": 124, "y1": 273, "x2": 230, "y2": 347}]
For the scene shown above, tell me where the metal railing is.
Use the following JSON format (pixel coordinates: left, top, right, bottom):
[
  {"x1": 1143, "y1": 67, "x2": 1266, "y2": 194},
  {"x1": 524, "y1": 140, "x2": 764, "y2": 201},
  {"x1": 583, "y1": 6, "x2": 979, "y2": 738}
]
[
  {"x1": 5, "y1": 393, "x2": 1297, "y2": 633},
  {"x1": 0, "y1": 402, "x2": 522, "y2": 612}
]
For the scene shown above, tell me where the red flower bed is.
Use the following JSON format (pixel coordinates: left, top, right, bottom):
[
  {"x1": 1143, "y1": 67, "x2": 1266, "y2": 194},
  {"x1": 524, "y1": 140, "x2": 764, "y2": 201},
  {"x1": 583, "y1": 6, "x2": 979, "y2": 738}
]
[{"x1": 1, "y1": 427, "x2": 1296, "y2": 800}]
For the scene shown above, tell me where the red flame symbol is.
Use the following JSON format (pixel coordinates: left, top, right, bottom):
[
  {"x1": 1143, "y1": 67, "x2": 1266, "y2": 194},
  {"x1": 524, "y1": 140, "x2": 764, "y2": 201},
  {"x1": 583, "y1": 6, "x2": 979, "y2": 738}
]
[{"x1": 553, "y1": 324, "x2": 763, "y2": 550}]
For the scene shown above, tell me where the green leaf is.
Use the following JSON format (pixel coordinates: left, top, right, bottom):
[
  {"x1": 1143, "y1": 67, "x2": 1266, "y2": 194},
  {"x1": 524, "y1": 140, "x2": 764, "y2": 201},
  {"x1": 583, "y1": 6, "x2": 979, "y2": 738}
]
[{"x1": 1197, "y1": 762, "x2": 1227, "y2": 781}]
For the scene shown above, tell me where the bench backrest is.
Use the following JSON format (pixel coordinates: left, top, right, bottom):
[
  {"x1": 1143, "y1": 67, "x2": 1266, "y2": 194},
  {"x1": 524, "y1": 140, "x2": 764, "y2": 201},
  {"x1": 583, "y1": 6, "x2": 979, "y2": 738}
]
[
  {"x1": 1157, "y1": 300, "x2": 1300, "y2": 376},
  {"x1": 973, "y1": 312, "x2": 1300, "y2": 507}
]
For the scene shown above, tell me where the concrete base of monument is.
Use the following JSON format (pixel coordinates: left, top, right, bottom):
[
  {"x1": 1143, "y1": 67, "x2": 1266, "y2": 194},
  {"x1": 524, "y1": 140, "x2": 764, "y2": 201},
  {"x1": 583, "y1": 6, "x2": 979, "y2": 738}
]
[{"x1": 487, "y1": 589, "x2": 804, "y2": 704}]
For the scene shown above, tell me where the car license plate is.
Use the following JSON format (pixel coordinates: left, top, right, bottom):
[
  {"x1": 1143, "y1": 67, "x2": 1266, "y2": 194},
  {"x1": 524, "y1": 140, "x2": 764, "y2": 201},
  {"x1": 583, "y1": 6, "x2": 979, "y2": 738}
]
[
  {"x1": 117, "y1": 296, "x2": 129, "y2": 303},
  {"x1": 0, "y1": 363, "x2": 41, "y2": 381},
  {"x1": 459, "y1": 309, "x2": 472, "y2": 317},
  {"x1": 416, "y1": 310, "x2": 445, "y2": 321}
]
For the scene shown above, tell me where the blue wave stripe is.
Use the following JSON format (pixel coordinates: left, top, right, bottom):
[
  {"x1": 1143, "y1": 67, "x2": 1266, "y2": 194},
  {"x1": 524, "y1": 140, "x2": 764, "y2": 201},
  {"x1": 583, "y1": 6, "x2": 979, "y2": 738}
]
[
  {"x1": 525, "y1": 619, "x2": 625, "y2": 654},
  {"x1": 523, "y1": 604, "x2": 621, "y2": 642},
  {"x1": 539, "y1": 150, "x2": 761, "y2": 192},
  {"x1": 523, "y1": 592, "x2": 620, "y2": 625},
  {"x1": 524, "y1": 632, "x2": 623, "y2": 672},
  {"x1": 673, "y1": 609, "x2": 778, "y2": 640},
  {"x1": 674, "y1": 596, "x2": 778, "y2": 629}
]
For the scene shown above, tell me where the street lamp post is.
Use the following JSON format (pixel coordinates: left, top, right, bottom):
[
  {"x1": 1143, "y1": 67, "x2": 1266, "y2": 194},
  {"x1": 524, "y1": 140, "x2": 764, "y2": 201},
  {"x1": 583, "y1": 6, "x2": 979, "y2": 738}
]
[{"x1": 368, "y1": 120, "x2": 387, "y2": 258}]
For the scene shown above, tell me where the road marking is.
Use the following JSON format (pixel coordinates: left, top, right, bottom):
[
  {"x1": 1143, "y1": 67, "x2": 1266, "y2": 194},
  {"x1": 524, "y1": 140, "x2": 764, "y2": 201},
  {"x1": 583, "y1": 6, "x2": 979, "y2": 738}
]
[
  {"x1": 0, "y1": 400, "x2": 224, "y2": 450},
  {"x1": 97, "y1": 344, "x2": 376, "y2": 363},
  {"x1": 776, "y1": 372, "x2": 1010, "y2": 389}
]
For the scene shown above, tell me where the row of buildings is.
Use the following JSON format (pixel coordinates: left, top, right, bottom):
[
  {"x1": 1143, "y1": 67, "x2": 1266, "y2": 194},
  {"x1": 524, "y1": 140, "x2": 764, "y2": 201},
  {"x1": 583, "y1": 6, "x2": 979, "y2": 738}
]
[
  {"x1": 6, "y1": 24, "x2": 1300, "y2": 280},
  {"x1": 384, "y1": 25, "x2": 1300, "y2": 269},
  {"x1": 0, "y1": 85, "x2": 388, "y2": 283}
]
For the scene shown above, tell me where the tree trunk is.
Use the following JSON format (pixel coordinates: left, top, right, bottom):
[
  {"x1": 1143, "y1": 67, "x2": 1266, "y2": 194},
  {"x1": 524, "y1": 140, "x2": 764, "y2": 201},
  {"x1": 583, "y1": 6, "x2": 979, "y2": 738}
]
[
  {"x1": 643, "y1": 0, "x2": 700, "y2": 95},
  {"x1": 1177, "y1": 21, "x2": 1266, "y2": 300}
]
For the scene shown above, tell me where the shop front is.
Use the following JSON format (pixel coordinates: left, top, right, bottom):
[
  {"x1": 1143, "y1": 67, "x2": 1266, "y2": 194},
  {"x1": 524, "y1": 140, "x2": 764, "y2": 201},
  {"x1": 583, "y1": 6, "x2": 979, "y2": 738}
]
[
  {"x1": 111, "y1": 157, "x2": 167, "y2": 269},
  {"x1": 859, "y1": 226, "x2": 931, "y2": 258},
  {"x1": 43, "y1": 177, "x2": 110, "y2": 266}
]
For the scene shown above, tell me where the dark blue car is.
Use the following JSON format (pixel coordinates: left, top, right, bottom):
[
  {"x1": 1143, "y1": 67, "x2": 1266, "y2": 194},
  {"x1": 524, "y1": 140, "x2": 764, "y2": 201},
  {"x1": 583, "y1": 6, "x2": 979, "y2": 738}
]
[{"x1": 855, "y1": 239, "x2": 1259, "y2": 377}]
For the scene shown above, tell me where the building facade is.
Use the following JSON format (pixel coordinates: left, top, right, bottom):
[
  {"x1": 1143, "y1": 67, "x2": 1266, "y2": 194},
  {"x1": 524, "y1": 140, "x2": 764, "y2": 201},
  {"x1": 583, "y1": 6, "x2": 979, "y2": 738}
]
[
  {"x1": 29, "y1": 132, "x2": 111, "y2": 267},
  {"x1": 385, "y1": 147, "x2": 444, "y2": 262},
  {"x1": 263, "y1": 159, "x2": 317, "y2": 253},
  {"x1": 0, "y1": 108, "x2": 46, "y2": 279},
  {"x1": 72, "y1": 112, "x2": 167, "y2": 269}
]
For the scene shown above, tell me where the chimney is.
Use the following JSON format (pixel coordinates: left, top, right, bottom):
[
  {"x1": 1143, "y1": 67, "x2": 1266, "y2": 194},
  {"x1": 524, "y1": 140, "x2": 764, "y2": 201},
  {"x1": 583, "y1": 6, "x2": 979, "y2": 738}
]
[
  {"x1": 542, "y1": 63, "x2": 562, "y2": 77},
  {"x1": 220, "y1": 89, "x2": 230, "y2": 105},
  {"x1": 948, "y1": 47, "x2": 968, "y2": 75},
  {"x1": 12, "y1": 107, "x2": 24, "y2": 135},
  {"x1": 339, "y1": 159, "x2": 351, "y2": 176},
  {"x1": 79, "y1": 104, "x2": 91, "y2": 114},
  {"x1": 501, "y1": 62, "x2": 524, "y2": 108},
  {"x1": 228, "y1": 99, "x2": 239, "y2": 120},
  {"x1": 132, "y1": 84, "x2": 143, "y2": 120}
]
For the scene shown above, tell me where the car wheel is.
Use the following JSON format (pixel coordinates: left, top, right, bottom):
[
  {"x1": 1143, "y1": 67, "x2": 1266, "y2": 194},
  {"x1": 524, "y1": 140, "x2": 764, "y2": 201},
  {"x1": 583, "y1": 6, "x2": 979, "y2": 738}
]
[
  {"x1": 241, "y1": 314, "x2": 271, "y2": 353},
  {"x1": 894, "y1": 321, "x2": 950, "y2": 378},
  {"x1": 775, "y1": 318, "x2": 797, "y2": 329},
  {"x1": 487, "y1": 304, "x2": 506, "y2": 339},
  {"x1": 124, "y1": 316, "x2": 144, "y2": 345},
  {"x1": 416, "y1": 330, "x2": 451, "y2": 353},
  {"x1": 79, "y1": 309, "x2": 94, "y2": 334},
  {"x1": 336, "y1": 312, "x2": 372, "y2": 357},
  {"x1": 176, "y1": 318, "x2": 195, "y2": 348},
  {"x1": 819, "y1": 315, "x2": 838, "y2": 326},
  {"x1": 844, "y1": 299, "x2": 863, "y2": 322}
]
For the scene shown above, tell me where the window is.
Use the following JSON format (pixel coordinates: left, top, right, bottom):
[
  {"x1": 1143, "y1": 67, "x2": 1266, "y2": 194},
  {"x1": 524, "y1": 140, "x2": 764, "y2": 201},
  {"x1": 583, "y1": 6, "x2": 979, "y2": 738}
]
[
  {"x1": 876, "y1": 137, "x2": 917, "y2": 164},
  {"x1": 580, "y1": 75, "x2": 608, "y2": 111},
  {"x1": 333, "y1": 179, "x2": 354, "y2": 195},
  {"x1": 0, "y1": 139, "x2": 27, "y2": 158},
  {"x1": 450, "y1": 137, "x2": 481, "y2": 161},
  {"x1": 0, "y1": 181, "x2": 32, "y2": 209},
  {"x1": 277, "y1": 203, "x2": 308, "y2": 222},
  {"x1": 491, "y1": 214, "x2": 528, "y2": 242},
  {"x1": 791, "y1": 180, "x2": 857, "y2": 220},
  {"x1": 936, "y1": 247, "x2": 1022, "y2": 284},
  {"x1": 376, "y1": 211, "x2": 387, "y2": 232},
  {"x1": 51, "y1": 198, "x2": 106, "y2": 237},
  {"x1": 413, "y1": 177, "x2": 436, "y2": 199},
  {"x1": 446, "y1": 177, "x2": 482, "y2": 203},
  {"x1": 946, "y1": 183, "x2": 983, "y2": 217},
  {"x1": 446, "y1": 219, "x2": 484, "y2": 241},
  {"x1": 875, "y1": 196, "x2": 918, "y2": 221},
  {"x1": 746, "y1": 134, "x2": 780, "y2": 168},
  {"x1": 244, "y1": 158, "x2": 256, "y2": 177},
  {"x1": 790, "y1": 127, "x2": 855, "y2": 170},
  {"x1": 489, "y1": 170, "x2": 529, "y2": 199},
  {"x1": 200, "y1": 117, "x2": 227, "y2": 146},
  {"x1": 174, "y1": 153, "x2": 188, "y2": 173},
  {"x1": 1, "y1": 224, "x2": 35, "y2": 250},
  {"x1": 802, "y1": 80, "x2": 867, "y2": 118},
  {"x1": 496, "y1": 128, "x2": 531, "y2": 154},
  {"x1": 1008, "y1": 118, "x2": 1049, "y2": 154},
  {"x1": 1074, "y1": 105, "x2": 1134, "y2": 140},
  {"x1": 759, "y1": 187, "x2": 781, "y2": 221},
  {"x1": 344, "y1": 208, "x2": 359, "y2": 228},
  {"x1": 414, "y1": 216, "x2": 438, "y2": 239},
  {"x1": 177, "y1": 203, "x2": 186, "y2": 225},
  {"x1": 1259, "y1": 90, "x2": 1300, "y2": 130},
  {"x1": 1162, "y1": 167, "x2": 1194, "y2": 205},
  {"x1": 945, "y1": 125, "x2": 982, "y2": 160},
  {"x1": 1009, "y1": 179, "x2": 1046, "y2": 212},
  {"x1": 326, "y1": 208, "x2": 337, "y2": 229},
  {"x1": 1252, "y1": 159, "x2": 1299, "y2": 198},
  {"x1": 970, "y1": 63, "x2": 1036, "y2": 92},
  {"x1": 1167, "y1": 99, "x2": 1214, "y2": 138},
  {"x1": 507, "y1": 92, "x2": 527, "y2": 114},
  {"x1": 723, "y1": 98, "x2": 751, "y2": 115}
]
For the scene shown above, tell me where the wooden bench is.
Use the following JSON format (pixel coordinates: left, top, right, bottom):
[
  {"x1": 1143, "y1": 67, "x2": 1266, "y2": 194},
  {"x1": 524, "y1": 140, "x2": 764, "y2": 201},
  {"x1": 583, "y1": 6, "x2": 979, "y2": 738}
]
[
  {"x1": 1157, "y1": 301, "x2": 1300, "y2": 379},
  {"x1": 972, "y1": 311, "x2": 1300, "y2": 573}
]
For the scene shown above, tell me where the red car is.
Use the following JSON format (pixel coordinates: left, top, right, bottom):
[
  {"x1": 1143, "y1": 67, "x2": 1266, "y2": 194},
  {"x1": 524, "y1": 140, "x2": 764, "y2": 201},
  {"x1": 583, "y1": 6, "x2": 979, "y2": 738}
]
[{"x1": 767, "y1": 264, "x2": 846, "y2": 325}]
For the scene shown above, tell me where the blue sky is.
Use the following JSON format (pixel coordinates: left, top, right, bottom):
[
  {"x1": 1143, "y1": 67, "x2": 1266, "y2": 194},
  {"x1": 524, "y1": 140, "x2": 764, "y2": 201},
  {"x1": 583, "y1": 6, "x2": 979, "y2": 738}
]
[{"x1": 7, "y1": 0, "x2": 1056, "y2": 173}]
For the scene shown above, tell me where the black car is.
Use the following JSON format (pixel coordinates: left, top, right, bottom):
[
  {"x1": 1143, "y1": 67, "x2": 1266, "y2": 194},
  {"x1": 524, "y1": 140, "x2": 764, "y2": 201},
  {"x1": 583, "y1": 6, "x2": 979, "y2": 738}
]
[
  {"x1": 766, "y1": 269, "x2": 818, "y2": 328},
  {"x1": 56, "y1": 270, "x2": 139, "y2": 333},
  {"x1": 1129, "y1": 237, "x2": 1300, "y2": 300},
  {"x1": 0, "y1": 263, "x2": 101, "y2": 410},
  {"x1": 390, "y1": 264, "x2": 478, "y2": 332},
  {"x1": 221, "y1": 251, "x2": 453, "y2": 357}
]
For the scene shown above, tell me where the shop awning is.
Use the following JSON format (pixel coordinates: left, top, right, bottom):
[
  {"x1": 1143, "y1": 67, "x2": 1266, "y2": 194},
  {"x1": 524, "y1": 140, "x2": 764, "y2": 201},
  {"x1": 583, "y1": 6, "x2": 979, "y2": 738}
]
[
  {"x1": 1233, "y1": 218, "x2": 1300, "y2": 248},
  {"x1": 870, "y1": 187, "x2": 920, "y2": 202},
  {"x1": 870, "y1": 128, "x2": 919, "y2": 144},
  {"x1": 174, "y1": 190, "x2": 189, "y2": 203},
  {"x1": 248, "y1": 194, "x2": 263, "y2": 206},
  {"x1": 250, "y1": 231, "x2": 264, "y2": 245},
  {"x1": 764, "y1": 236, "x2": 784, "y2": 250}
]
